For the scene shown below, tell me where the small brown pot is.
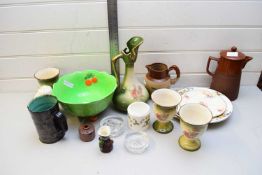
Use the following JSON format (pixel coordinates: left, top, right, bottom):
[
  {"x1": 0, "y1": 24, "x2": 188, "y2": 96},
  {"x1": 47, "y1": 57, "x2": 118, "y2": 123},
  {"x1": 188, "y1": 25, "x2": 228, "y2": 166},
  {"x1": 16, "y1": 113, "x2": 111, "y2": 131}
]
[{"x1": 79, "y1": 123, "x2": 95, "y2": 142}]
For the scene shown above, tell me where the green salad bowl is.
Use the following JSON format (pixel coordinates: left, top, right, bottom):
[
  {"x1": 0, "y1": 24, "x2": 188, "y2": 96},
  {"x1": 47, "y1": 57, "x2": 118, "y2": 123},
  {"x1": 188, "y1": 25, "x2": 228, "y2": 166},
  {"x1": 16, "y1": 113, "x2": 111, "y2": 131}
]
[{"x1": 52, "y1": 70, "x2": 117, "y2": 117}]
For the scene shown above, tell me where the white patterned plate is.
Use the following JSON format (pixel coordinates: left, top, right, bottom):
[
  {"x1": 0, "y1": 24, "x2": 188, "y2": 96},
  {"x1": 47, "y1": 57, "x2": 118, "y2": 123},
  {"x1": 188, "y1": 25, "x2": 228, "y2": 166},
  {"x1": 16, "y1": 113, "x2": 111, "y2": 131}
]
[{"x1": 176, "y1": 87, "x2": 233, "y2": 123}]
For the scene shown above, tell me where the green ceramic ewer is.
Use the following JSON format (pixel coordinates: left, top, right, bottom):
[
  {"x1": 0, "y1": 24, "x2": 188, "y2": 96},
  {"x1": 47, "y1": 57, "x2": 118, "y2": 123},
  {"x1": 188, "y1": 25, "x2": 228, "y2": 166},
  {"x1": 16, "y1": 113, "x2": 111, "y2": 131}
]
[{"x1": 112, "y1": 36, "x2": 149, "y2": 112}]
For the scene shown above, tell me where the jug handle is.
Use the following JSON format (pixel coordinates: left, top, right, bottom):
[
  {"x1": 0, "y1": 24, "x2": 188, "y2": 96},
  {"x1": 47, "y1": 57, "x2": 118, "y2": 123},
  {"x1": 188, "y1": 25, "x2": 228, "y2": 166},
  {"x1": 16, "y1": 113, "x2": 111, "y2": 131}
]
[
  {"x1": 112, "y1": 53, "x2": 123, "y2": 88},
  {"x1": 169, "y1": 65, "x2": 180, "y2": 84},
  {"x1": 206, "y1": 56, "x2": 219, "y2": 76},
  {"x1": 53, "y1": 111, "x2": 68, "y2": 132}
]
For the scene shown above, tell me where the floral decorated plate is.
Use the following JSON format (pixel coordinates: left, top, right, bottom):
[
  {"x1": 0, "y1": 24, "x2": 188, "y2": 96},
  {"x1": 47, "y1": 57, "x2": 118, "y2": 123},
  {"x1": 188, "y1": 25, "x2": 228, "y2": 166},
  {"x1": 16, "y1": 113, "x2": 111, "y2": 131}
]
[{"x1": 176, "y1": 87, "x2": 233, "y2": 123}]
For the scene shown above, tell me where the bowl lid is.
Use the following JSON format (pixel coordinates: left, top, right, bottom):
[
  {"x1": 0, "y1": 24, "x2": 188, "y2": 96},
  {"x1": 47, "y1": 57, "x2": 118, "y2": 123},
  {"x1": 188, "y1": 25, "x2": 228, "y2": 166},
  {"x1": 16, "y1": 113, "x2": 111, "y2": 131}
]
[{"x1": 52, "y1": 70, "x2": 117, "y2": 104}]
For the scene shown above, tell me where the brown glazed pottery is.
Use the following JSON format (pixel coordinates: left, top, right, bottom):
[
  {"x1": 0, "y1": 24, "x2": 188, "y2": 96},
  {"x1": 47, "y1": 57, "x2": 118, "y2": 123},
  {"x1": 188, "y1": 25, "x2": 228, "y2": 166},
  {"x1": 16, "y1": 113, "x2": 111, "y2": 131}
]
[
  {"x1": 257, "y1": 71, "x2": 262, "y2": 90},
  {"x1": 145, "y1": 63, "x2": 180, "y2": 94},
  {"x1": 98, "y1": 126, "x2": 113, "y2": 153},
  {"x1": 206, "y1": 46, "x2": 253, "y2": 100},
  {"x1": 99, "y1": 136, "x2": 113, "y2": 153},
  {"x1": 79, "y1": 123, "x2": 95, "y2": 142}
]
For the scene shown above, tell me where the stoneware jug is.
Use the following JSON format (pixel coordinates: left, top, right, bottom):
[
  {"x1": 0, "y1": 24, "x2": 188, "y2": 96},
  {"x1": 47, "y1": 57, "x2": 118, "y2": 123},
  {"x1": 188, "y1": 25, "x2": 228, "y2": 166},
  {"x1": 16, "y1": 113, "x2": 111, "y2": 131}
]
[
  {"x1": 112, "y1": 36, "x2": 149, "y2": 112},
  {"x1": 206, "y1": 46, "x2": 252, "y2": 100},
  {"x1": 145, "y1": 63, "x2": 180, "y2": 94},
  {"x1": 257, "y1": 71, "x2": 262, "y2": 90}
]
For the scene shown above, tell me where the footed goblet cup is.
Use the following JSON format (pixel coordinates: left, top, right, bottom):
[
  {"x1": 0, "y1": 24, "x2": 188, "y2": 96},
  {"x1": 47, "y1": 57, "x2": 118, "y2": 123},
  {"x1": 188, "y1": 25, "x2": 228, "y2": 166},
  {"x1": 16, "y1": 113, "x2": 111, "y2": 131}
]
[
  {"x1": 151, "y1": 89, "x2": 181, "y2": 134},
  {"x1": 178, "y1": 103, "x2": 212, "y2": 151}
]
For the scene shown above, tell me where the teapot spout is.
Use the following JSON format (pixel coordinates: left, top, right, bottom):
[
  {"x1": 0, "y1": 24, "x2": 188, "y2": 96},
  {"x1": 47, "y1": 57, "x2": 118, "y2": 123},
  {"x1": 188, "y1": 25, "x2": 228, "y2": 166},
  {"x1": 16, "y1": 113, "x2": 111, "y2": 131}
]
[{"x1": 242, "y1": 56, "x2": 253, "y2": 68}]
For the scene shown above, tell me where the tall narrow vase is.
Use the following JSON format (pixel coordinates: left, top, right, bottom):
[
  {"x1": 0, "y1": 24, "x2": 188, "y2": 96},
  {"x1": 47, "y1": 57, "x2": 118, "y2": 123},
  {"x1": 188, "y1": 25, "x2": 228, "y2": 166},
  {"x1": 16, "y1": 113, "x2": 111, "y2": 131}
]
[{"x1": 112, "y1": 36, "x2": 149, "y2": 112}]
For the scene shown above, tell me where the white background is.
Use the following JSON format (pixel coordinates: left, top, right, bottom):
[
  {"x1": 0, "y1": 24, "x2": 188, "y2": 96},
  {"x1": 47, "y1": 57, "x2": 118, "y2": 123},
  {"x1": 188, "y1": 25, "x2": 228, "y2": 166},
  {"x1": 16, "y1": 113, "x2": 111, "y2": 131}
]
[
  {"x1": 0, "y1": 2, "x2": 262, "y2": 174},
  {"x1": 0, "y1": 0, "x2": 261, "y2": 92}
]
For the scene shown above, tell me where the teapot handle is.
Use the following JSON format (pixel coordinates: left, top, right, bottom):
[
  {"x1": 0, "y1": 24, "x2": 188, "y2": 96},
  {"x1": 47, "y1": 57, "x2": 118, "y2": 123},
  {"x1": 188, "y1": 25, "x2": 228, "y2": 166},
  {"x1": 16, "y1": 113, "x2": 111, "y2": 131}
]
[
  {"x1": 112, "y1": 53, "x2": 123, "y2": 88},
  {"x1": 169, "y1": 65, "x2": 180, "y2": 84},
  {"x1": 206, "y1": 56, "x2": 219, "y2": 76}
]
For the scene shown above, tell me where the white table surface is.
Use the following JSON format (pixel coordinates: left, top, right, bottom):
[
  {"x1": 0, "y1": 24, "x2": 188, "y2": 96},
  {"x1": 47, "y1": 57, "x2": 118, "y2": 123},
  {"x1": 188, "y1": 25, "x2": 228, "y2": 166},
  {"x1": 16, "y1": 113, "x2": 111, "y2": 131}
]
[{"x1": 1, "y1": 86, "x2": 262, "y2": 175}]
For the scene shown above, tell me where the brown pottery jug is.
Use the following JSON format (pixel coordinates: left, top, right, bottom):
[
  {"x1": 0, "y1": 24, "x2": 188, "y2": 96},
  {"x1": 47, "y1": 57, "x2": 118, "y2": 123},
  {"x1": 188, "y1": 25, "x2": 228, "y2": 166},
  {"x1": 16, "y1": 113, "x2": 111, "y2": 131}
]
[
  {"x1": 206, "y1": 46, "x2": 252, "y2": 101},
  {"x1": 145, "y1": 63, "x2": 180, "y2": 94}
]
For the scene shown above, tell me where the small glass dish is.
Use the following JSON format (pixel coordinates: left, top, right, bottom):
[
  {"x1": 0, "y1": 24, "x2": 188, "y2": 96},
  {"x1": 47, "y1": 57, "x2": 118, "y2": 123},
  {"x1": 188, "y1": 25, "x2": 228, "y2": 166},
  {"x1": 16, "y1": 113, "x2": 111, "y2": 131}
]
[
  {"x1": 124, "y1": 132, "x2": 149, "y2": 154},
  {"x1": 100, "y1": 115, "x2": 126, "y2": 137}
]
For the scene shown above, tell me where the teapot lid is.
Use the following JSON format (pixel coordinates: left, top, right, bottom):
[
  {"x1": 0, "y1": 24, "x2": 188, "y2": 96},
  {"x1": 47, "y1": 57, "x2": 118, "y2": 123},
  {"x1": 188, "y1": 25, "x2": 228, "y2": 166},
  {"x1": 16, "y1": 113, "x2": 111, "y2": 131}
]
[{"x1": 220, "y1": 46, "x2": 246, "y2": 61}]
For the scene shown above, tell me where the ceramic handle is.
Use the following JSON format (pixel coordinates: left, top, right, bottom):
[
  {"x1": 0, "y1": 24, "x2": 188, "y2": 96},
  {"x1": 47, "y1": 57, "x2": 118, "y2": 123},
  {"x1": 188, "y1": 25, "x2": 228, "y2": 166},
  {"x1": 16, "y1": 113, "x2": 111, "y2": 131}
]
[
  {"x1": 54, "y1": 111, "x2": 68, "y2": 132},
  {"x1": 112, "y1": 53, "x2": 123, "y2": 88},
  {"x1": 169, "y1": 65, "x2": 180, "y2": 84},
  {"x1": 206, "y1": 56, "x2": 219, "y2": 77}
]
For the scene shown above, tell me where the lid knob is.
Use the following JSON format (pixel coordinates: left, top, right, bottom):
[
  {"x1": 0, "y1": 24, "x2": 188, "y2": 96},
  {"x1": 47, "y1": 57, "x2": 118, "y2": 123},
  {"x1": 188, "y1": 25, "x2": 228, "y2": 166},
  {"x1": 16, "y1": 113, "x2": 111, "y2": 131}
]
[{"x1": 231, "y1": 46, "x2": 237, "y2": 52}]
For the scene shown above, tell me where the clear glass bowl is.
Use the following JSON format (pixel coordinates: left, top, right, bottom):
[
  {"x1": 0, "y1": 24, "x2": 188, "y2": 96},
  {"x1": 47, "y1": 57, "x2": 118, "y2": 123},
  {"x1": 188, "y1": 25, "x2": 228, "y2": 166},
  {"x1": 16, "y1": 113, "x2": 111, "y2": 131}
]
[
  {"x1": 124, "y1": 132, "x2": 149, "y2": 154},
  {"x1": 100, "y1": 115, "x2": 126, "y2": 137}
]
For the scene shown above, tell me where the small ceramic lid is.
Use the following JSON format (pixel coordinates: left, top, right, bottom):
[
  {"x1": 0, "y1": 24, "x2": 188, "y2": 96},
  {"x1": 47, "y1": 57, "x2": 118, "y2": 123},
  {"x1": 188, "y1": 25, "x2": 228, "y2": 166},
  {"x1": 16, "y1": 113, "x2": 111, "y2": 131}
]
[
  {"x1": 220, "y1": 46, "x2": 246, "y2": 61},
  {"x1": 98, "y1": 126, "x2": 111, "y2": 137}
]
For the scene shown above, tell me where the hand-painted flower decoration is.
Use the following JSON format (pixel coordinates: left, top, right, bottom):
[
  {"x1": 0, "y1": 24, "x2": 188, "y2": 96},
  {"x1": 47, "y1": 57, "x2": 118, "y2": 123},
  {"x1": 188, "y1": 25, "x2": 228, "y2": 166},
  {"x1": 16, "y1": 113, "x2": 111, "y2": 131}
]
[
  {"x1": 84, "y1": 73, "x2": 98, "y2": 86},
  {"x1": 131, "y1": 85, "x2": 143, "y2": 99}
]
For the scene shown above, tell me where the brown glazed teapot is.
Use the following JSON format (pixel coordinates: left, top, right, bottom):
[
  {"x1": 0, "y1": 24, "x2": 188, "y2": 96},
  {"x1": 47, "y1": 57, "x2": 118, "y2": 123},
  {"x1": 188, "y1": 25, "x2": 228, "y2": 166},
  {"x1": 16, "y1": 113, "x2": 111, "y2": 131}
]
[{"x1": 206, "y1": 46, "x2": 252, "y2": 100}]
